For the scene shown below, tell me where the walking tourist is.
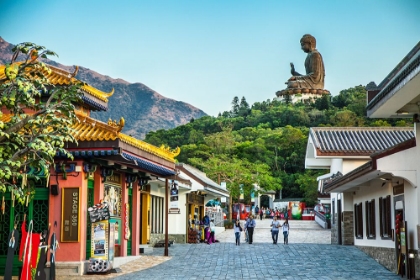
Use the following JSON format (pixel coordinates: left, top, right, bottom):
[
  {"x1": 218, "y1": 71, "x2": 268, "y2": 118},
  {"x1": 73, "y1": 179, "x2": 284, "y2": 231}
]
[
  {"x1": 234, "y1": 220, "x2": 242, "y2": 246},
  {"x1": 270, "y1": 216, "x2": 281, "y2": 244},
  {"x1": 208, "y1": 219, "x2": 216, "y2": 244},
  {"x1": 282, "y1": 219, "x2": 290, "y2": 244},
  {"x1": 259, "y1": 208, "x2": 263, "y2": 220},
  {"x1": 245, "y1": 215, "x2": 256, "y2": 244}
]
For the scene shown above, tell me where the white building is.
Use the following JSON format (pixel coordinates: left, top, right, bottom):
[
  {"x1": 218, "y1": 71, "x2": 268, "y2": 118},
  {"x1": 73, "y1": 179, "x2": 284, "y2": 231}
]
[{"x1": 309, "y1": 41, "x2": 420, "y2": 278}]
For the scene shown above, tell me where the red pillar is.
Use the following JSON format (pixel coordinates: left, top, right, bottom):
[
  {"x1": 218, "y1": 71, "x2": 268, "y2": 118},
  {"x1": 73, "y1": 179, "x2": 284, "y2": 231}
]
[
  {"x1": 120, "y1": 174, "x2": 129, "y2": 256},
  {"x1": 131, "y1": 183, "x2": 141, "y2": 255}
]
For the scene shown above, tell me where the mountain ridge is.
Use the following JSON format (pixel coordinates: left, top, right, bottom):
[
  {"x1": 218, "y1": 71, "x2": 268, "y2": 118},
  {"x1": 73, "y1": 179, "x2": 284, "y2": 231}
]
[{"x1": 0, "y1": 37, "x2": 207, "y2": 139}]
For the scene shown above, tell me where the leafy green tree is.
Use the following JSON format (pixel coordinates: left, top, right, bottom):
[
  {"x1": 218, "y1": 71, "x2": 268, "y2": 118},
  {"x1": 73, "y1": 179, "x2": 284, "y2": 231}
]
[
  {"x1": 231, "y1": 96, "x2": 239, "y2": 117},
  {"x1": 189, "y1": 155, "x2": 280, "y2": 219},
  {"x1": 238, "y1": 96, "x2": 250, "y2": 117},
  {"x1": 295, "y1": 171, "x2": 320, "y2": 207},
  {"x1": 370, "y1": 120, "x2": 391, "y2": 127},
  {"x1": 0, "y1": 42, "x2": 81, "y2": 204}
]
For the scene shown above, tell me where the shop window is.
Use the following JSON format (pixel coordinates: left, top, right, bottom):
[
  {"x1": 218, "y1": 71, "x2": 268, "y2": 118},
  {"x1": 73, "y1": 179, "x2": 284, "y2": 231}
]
[
  {"x1": 379, "y1": 195, "x2": 392, "y2": 239},
  {"x1": 365, "y1": 199, "x2": 376, "y2": 239},
  {"x1": 354, "y1": 203, "x2": 363, "y2": 239},
  {"x1": 151, "y1": 195, "x2": 164, "y2": 234}
]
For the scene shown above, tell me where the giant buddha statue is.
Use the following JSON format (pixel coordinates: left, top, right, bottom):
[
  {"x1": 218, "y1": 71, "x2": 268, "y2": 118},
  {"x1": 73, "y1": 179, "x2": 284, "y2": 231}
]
[{"x1": 277, "y1": 34, "x2": 329, "y2": 98}]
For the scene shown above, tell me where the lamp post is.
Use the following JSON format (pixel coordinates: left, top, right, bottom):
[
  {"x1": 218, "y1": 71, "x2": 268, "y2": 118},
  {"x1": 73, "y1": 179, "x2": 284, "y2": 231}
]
[{"x1": 164, "y1": 178, "x2": 169, "y2": 256}]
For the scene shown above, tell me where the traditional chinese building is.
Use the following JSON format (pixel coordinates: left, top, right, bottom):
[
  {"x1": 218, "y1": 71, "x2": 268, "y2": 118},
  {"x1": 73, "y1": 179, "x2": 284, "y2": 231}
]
[{"x1": 0, "y1": 63, "x2": 179, "y2": 276}]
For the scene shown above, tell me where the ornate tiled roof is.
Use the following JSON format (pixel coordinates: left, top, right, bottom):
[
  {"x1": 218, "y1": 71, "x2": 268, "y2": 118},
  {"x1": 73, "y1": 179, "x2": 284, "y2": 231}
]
[
  {"x1": 0, "y1": 112, "x2": 180, "y2": 163},
  {"x1": 310, "y1": 127, "x2": 414, "y2": 156},
  {"x1": 0, "y1": 63, "x2": 113, "y2": 110},
  {"x1": 74, "y1": 112, "x2": 179, "y2": 162}
]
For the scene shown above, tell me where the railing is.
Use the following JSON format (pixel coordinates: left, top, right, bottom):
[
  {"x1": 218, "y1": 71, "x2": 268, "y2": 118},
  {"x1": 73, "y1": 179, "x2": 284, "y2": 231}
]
[{"x1": 314, "y1": 210, "x2": 331, "y2": 229}]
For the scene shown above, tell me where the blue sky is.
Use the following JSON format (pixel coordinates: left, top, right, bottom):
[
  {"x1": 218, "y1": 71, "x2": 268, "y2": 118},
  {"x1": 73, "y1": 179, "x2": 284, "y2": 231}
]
[{"x1": 1, "y1": 0, "x2": 419, "y2": 116}]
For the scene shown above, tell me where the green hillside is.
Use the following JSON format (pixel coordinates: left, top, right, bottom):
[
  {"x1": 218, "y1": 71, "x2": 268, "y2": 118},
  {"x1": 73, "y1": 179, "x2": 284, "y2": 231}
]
[{"x1": 145, "y1": 86, "x2": 411, "y2": 206}]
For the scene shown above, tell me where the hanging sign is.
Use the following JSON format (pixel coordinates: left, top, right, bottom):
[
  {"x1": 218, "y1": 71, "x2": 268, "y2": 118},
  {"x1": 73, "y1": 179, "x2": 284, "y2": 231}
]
[
  {"x1": 170, "y1": 180, "x2": 179, "y2": 209},
  {"x1": 124, "y1": 203, "x2": 130, "y2": 240},
  {"x1": 61, "y1": 187, "x2": 80, "y2": 242}
]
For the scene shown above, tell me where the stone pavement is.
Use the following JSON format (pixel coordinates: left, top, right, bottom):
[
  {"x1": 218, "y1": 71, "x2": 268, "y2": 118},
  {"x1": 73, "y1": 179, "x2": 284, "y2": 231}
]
[{"x1": 61, "y1": 219, "x2": 400, "y2": 279}]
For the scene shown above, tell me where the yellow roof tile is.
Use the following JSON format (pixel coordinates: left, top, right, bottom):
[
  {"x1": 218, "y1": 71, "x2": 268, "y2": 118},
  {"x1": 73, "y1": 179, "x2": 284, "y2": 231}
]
[{"x1": 0, "y1": 63, "x2": 114, "y2": 102}]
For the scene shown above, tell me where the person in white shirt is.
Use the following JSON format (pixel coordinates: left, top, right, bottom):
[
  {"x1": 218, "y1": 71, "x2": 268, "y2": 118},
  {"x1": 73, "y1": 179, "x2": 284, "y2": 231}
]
[
  {"x1": 208, "y1": 219, "x2": 216, "y2": 244},
  {"x1": 282, "y1": 219, "x2": 290, "y2": 244},
  {"x1": 271, "y1": 216, "x2": 281, "y2": 244},
  {"x1": 233, "y1": 220, "x2": 242, "y2": 246}
]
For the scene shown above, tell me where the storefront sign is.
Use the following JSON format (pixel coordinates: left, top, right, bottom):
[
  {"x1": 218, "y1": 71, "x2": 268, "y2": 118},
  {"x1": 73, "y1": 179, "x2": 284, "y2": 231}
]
[
  {"x1": 187, "y1": 193, "x2": 204, "y2": 205},
  {"x1": 124, "y1": 203, "x2": 130, "y2": 240},
  {"x1": 106, "y1": 173, "x2": 121, "y2": 184},
  {"x1": 61, "y1": 187, "x2": 80, "y2": 242}
]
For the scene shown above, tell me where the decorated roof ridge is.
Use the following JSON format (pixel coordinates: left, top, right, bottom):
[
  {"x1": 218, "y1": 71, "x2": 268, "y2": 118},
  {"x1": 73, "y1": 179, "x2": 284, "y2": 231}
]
[
  {"x1": 310, "y1": 126, "x2": 414, "y2": 154},
  {"x1": 118, "y1": 134, "x2": 180, "y2": 163},
  {"x1": 73, "y1": 111, "x2": 180, "y2": 162},
  {"x1": 0, "y1": 62, "x2": 114, "y2": 103},
  {"x1": 0, "y1": 111, "x2": 179, "y2": 163}
]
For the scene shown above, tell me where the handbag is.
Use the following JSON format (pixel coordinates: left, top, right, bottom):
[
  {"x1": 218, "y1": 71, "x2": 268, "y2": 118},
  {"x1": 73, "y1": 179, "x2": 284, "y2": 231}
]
[{"x1": 239, "y1": 226, "x2": 243, "y2": 232}]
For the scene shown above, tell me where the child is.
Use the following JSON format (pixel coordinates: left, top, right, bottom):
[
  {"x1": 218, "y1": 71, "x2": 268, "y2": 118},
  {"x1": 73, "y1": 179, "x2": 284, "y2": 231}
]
[
  {"x1": 282, "y1": 219, "x2": 290, "y2": 244},
  {"x1": 233, "y1": 220, "x2": 242, "y2": 246}
]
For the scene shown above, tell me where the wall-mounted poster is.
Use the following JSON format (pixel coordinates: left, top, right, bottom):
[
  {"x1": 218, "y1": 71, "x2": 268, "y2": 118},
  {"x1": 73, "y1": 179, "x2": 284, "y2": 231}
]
[
  {"x1": 170, "y1": 180, "x2": 179, "y2": 209},
  {"x1": 91, "y1": 221, "x2": 109, "y2": 259},
  {"x1": 104, "y1": 184, "x2": 122, "y2": 217}
]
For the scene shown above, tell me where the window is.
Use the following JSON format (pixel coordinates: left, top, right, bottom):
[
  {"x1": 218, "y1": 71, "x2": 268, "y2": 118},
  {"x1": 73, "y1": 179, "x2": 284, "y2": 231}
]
[
  {"x1": 151, "y1": 195, "x2": 164, "y2": 234},
  {"x1": 379, "y1": 195, "x2": 392, "y2": 239},
  {"x1": 354, "y1": 203, "x2": 363, "y2": 239},
  {"x1": 365, "y1": 199, "x2": 376, "y2": 239}
]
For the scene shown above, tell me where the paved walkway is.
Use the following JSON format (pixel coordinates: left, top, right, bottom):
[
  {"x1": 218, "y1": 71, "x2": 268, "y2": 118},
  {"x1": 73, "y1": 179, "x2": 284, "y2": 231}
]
[{"x1": 60, "y1": 219, "x2": 400, "y2": 280}]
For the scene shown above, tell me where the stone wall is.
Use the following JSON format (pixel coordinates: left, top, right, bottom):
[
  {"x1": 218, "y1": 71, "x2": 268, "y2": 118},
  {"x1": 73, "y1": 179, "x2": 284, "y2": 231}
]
[
  {"x1": 149, "y1": 233, "x2": 186, "y2": 246},
  {"x1": 330, "y1": 211, "x2": 354, "y2": 245},
  {"x1": 357, "y1": 246, "x2": 397, "y2": 275},
  {"x1": 342, "y1": 211, "x2": 354, "y2": 245},
  {"x1": 331, "y1": 212, "x2": 338, "y2": 244}
]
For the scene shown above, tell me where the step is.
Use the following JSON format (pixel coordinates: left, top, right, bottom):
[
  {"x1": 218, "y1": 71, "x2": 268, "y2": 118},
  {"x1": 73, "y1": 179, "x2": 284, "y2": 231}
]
[{"x1": 139, "y1": 244, "x2": 153, "y2": 254}]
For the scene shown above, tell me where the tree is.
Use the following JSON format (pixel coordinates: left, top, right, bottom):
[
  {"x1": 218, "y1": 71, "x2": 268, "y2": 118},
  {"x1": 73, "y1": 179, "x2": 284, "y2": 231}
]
[
  {"x1": 231, "y1": 96, "x2": 239, "y2": 117},
  {"x1": 189, "y1": 155, "x2": 280, "y2": 220},
  {"x1": 0, "y1": 42, "x2": 82, "y2": 205}
]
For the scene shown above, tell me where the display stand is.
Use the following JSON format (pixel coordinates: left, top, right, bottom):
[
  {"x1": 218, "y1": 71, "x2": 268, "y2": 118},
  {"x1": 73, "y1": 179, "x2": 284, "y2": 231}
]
[{"x1": 87, "y1": 202, "x2": 115, "y2": 274}]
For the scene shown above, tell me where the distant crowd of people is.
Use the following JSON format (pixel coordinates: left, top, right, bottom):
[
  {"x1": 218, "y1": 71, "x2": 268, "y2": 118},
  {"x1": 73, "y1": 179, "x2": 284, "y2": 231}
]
[{"x1": 255, "y1": 206, "x2": 289, "y2": 221}]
